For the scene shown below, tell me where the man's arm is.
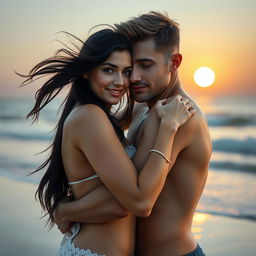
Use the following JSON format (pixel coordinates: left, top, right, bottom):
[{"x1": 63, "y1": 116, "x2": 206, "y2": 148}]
[{"x1": 54, "y1": 185, "x2": 129, "y2": 233}]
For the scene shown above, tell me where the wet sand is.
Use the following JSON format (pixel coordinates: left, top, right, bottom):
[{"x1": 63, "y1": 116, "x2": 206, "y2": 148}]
[{"x1": 1, "y1": 176, "x2": 256, "y2": 256}]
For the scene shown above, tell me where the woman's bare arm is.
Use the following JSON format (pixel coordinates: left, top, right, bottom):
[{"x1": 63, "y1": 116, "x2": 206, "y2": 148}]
[
  {"x1": 54, "y1": 185, "x2": 129, "y2": 233},
  {"x1": 73, "y1": 97, "x2": 193, "y2": 216},
  {"x1": 54, "y1": 96, "x2": 194, "y2": 231}
]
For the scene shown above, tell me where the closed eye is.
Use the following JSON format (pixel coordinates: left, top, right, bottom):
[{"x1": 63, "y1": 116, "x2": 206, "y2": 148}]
[{"x1": 139, "y1": 62, "x2": 154, "y2": 69}]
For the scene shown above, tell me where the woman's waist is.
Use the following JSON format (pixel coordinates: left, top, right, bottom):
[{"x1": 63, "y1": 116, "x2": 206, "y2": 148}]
[
  {"x1": 75, "y1": 216, "x2": 136, "y2": 253},
  {"x1": 80, "y1": 215, "x2": 135, "y2": 238}
]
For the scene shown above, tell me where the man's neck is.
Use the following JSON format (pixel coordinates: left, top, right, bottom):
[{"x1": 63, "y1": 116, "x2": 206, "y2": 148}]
[{"x1": 147, "y1": 72, "x2": 183, "y2": 109}]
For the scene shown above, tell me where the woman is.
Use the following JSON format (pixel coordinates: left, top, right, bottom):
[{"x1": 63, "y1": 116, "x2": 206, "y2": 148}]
[{"x1": 21, "y1": 28, "x2": 194, "y2": 256}]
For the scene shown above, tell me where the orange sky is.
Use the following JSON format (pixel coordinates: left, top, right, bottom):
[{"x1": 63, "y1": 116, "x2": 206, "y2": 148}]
[{"x1": 1, "y1": 0, "x2": 255, "y2": 98}]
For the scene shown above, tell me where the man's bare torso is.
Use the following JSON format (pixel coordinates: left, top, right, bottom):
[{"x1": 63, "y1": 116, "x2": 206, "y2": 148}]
[{"x1": 128, "y1": 100, "x2": 211, "y2": 256}]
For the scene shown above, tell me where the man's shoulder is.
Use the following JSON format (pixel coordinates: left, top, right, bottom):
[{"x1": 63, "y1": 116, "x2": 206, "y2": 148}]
[
  {"x1": 175, "y1": 105, "x2": 211, "y2": 147},
  {"x1": 180, "y1": 104, "x2": 211, "y2": 153},
  {"x1": 181, "y1": 106, "x2": 207, "y2": 132}
]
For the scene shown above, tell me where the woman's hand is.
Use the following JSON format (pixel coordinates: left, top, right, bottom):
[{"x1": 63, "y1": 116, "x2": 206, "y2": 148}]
[
  {"x1": 53, "y1": 196, "x2": 74, "y2": 234},
  {"x1": 154, "y1": 95, "x2": 195, "y2": 131}
]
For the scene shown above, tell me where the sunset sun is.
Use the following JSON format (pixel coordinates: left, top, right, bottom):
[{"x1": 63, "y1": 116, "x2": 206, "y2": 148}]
[{"x1": 194, "y1": 66, "x2": 215, "y2": 88}]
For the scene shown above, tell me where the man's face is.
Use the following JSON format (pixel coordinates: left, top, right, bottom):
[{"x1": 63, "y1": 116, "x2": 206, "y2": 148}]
[{"x1": 130, "y1": 38, "x2": 172, "y2": 103}]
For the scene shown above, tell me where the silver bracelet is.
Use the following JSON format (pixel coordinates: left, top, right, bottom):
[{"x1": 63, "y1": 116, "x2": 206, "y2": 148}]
[{"x1": 148, "y1": 149, "x2": 171, "y2": 163}]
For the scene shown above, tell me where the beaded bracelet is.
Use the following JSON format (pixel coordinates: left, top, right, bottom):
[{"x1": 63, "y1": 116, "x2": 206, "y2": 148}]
[{"x1": 148, "y1": 149, "x2": 171, "y2": 163}]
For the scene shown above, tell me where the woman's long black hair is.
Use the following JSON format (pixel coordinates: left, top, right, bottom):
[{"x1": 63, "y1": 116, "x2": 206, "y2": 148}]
[{"x1": 19, "y1": 28, "x2": 133, "y2": 226}]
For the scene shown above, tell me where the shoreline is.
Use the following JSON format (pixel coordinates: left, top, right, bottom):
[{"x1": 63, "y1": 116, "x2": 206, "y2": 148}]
[
  {"x1": 0, "y1": 176, "x2": 61, "y2": 256},
  {"x1": 1, "y1": 176, "x2": 256, "y2": 256}
]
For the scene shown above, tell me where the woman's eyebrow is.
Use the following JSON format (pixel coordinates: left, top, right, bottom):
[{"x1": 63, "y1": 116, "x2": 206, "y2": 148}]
[
  {"x1": 100, "y1": 63, "x2": 117, "y2": 68},
  {"x1": 101, "y1": 63, "x2": 132, "y2": 69}
]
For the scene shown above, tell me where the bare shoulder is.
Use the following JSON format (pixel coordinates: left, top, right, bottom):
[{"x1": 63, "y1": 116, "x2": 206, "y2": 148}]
[
  {"x1": 64, "y1": 104, "x2": 110, "y2": 132},
  {"x1": 181, "y1": 100, "x2": 208, "y2": 133},
  {"x1": 175, "y1": 100, "x2": 211, "y2": 150}
]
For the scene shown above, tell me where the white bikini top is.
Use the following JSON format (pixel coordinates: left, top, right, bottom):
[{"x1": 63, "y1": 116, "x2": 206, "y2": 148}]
[{"x1": 68, "y1": 145, "x2": 136, "y2": 185}]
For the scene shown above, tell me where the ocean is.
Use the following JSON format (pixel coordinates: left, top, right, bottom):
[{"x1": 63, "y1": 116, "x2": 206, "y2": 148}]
[{"x1": 0, "y1": 95, "x2": 255, "y2": 221}]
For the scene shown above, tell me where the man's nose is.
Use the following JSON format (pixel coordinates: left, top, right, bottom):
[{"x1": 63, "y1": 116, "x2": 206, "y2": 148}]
[{"x1": 130, "y1": 69, "x2": 141, "y2": 83}]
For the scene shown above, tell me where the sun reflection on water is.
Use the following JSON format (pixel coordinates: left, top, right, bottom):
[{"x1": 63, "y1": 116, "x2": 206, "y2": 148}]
[{"x1": 192, "y1": 212, "x2": 211, "y2": 240}]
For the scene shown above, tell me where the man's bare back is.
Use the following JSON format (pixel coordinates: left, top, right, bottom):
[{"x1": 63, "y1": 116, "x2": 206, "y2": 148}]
[{"x1": 128, "y1": 99, "x2": 211, "y2": 256}]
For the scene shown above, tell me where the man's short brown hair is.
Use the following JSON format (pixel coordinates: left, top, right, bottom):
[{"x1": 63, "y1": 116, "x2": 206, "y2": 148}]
[{"x1": 115, "y1": 11, "x2": 180, "y2": 53}]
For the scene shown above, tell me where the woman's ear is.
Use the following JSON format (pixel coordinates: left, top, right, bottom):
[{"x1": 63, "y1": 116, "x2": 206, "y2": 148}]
[{"x1": 170, "y1": 53, "x2": 182, "y2": 72}]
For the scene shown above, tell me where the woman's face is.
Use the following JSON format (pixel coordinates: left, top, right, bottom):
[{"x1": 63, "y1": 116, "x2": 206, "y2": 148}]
[{"x1": 86, "y1": 50, "x2": 132, "y2": 107}]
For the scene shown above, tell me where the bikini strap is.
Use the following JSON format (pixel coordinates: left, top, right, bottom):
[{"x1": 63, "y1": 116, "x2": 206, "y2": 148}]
[{"x1": 68, "y1": 174, "x2": 99, "y2": 185}]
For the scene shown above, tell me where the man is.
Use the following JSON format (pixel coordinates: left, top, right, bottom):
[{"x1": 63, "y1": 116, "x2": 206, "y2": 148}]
[{"x1": 54, "y1": 12, "x2": 211, "y2": 256}]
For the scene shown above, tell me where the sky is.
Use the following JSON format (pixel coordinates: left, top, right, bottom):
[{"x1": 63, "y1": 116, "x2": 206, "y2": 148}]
[{"x1": 1, "y1": 0, "x2": 255, "y2": 99}]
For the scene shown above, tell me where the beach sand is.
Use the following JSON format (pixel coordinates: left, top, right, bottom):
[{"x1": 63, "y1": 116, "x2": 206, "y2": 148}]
[{"x1": 1, "y1": 176, "x2": 256, "y2": 256}]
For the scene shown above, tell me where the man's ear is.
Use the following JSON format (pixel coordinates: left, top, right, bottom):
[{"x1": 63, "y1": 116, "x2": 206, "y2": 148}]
[{"x1": 170, "y1": 53, "x2": 182, "y2": 72}]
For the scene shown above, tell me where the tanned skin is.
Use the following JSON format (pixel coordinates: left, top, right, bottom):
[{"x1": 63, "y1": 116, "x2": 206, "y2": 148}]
[{"x1": 54, "y1": 38, "x2": 211, "y2": 256}]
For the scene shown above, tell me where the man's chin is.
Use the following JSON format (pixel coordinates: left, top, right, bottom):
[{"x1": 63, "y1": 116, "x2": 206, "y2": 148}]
[
  {"x1": 133, "y1": 93, "x2": 147, "y2": 102},
  {"x1": 134, "y1": 94, "x2": 157, "y2": 103},
  {"x1": 134, "y1": 97, "x2": 147, "y2": 103}
]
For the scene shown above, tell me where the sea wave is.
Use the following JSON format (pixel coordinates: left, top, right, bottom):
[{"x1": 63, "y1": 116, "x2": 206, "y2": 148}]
[
  {"x1": 0, "y1": 112, "x2": 58, "y2": 123},
  {"x1": 207, "y1": 114, "x2": 256, "y2": 127},
  {"x1": 0, "y1": 98, "x2": 60, "y2": 124},
  {"x1": 212, "y1": 137, "x2": 256, "y2": 155},
  {"x1": 196, "y1": 209, "x2": 256, "y2": 222},
  {"x1": 210, "y1": 161, "x2": 256, "y2": 173},
  {"x1": 0, "y1": 115, "x2": 25, "y2": 121},
  {"x1": 0, "y1": 130, "x2": 52, "y2": 142}
]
